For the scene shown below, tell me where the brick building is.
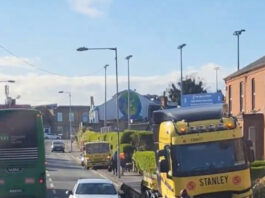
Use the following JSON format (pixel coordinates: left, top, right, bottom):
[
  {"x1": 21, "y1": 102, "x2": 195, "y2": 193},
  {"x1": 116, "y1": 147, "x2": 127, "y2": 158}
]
[
  {"x1": 224, "y1": 55, "x2": 265, "y2": 160},
  {"x1": 35, "y1": 104, "x2": 90, "y2": 138}
]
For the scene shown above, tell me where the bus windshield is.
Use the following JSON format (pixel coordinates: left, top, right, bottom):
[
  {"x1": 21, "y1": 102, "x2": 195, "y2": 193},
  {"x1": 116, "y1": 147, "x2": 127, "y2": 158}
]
[
  {"x1": 85, "y1": 143, "x2": 110, "y2": 154},
  {"x1": 171, "y1": 139, "x2": 246, "y2": 176},
  {"x1": 0, "y1": 111, "x2": 37, "y2": 149}
]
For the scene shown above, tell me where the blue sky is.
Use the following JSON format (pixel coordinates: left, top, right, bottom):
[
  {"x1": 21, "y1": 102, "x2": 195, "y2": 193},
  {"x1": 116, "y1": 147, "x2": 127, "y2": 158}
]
[{"x1": 0, "y1": 0, "x2": 264, "y2": 105}]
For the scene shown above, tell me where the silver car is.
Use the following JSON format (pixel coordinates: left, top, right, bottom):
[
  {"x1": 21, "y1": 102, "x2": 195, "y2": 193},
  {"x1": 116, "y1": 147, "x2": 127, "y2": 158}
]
[
  {"x1": 66, "y1": 178, "x2": 119, "y2": 198},
  {"x1": 51, "y1": 140, "x2": 65, "y2": 152}
]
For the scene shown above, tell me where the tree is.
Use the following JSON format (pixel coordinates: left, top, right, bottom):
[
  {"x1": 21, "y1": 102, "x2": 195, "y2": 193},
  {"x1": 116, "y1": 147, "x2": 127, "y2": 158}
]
[{"x1": 166, "y1": 75, "x2": 207, "y2": 105}]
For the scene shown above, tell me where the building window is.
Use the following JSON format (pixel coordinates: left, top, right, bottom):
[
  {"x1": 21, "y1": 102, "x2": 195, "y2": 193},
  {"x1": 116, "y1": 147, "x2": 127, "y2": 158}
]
[
  {"x1": 251, "y1": 78, "x2": 255, "y2": 110},
  {"x1": 57, "y1": 112, "x2": 63, "y2": 122},
  {"x1": 228, "y1": 85, "x2": 232, "y2": 114},
  {"x1": 82, "y1": 112, "x2": 88, "y2": 123},
  {"x1": 69, "y1": 112, "x2": 74, "y2": 122},
  {"x1": 239, "y1": 82, "x2": 244, "y2": 112}
]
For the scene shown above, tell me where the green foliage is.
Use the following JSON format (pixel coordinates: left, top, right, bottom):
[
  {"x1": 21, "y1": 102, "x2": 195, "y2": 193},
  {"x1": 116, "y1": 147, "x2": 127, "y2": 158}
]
[
  {"x1": 251, "y1": 161, "x2": 265, "y2": 182},
  {"x1": 251, "y1": 161, "x2": 265, "y2": 167},
  {"x1": 166, "y1": 74, "x2": 208, "y2": 104},
  {"x1": 77, "y1": 129, "x2": 152, "y2": 154},
  {"x1": 120, "y1": 130, "x2": 135, "y2": 144},
  {"x1": 130, "y1": 131, "x2": 154, "y2": 151},
  {"x1": 132, "y1": 151, "x2": 156, "y2": 174}
]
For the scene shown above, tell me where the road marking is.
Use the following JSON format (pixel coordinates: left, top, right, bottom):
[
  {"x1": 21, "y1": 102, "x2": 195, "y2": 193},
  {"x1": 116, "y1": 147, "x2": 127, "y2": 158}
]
[
  {"x1": 52, "y1": 189, "x2": 56, "y2": 194},
  {"x1": 49, "y1": 178, "x2": 53, "y2": 182},
  {"x1": 92, "y1": 170, "x2": 120, "y2": 187},
  {"x1": 50, "y1": 183, "x2": 54, "y2": 188}
]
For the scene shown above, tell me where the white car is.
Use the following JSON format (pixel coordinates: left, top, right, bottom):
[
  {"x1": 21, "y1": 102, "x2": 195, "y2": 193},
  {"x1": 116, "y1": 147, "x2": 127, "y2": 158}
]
[
  {"x1": 66, "y1": 178, "x2": 119, "y2": 198},
  {"x1": 44, "y1": 133, "x2": 61, "y2": 140}
]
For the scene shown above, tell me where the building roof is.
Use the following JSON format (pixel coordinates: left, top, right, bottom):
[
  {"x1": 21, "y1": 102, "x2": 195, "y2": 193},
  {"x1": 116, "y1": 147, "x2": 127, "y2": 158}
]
[{"x1": 224, "y1": 55, "x2": 265, "y2": 81}]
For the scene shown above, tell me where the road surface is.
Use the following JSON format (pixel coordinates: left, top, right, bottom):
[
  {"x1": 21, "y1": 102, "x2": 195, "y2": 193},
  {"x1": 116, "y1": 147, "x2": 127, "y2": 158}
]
[{"x1": 45, "y1": 140, "x2": 105, "y2": 198}]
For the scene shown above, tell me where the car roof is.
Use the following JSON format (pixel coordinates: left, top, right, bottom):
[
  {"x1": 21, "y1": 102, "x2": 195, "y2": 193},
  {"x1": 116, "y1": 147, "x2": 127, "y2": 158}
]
[{"x1": 77, "y1": 178, "x2": 113, "y2": 184}]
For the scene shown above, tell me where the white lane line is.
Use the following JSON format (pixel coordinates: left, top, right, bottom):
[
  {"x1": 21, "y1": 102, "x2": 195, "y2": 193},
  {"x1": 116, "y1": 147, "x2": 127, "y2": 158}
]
[
  {"x1": 49, "y1": 178, "x2": 53, "y2": 182},
  {"x1": 52, "y1": 189, "x2": 56, "y2": 194},
  {"x1": 50, "y1": 183, "x2": 54, "y2": 188},
  {"x1": 92, "y1": 170, "x2": 120, "y2": 187},
  {"x1": 47, "y1": 173, "x2": 50, "y2": 177}
]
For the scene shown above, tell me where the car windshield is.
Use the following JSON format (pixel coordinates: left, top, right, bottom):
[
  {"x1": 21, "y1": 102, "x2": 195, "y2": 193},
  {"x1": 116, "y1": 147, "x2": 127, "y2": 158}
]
[
  {"x1": 171, "y1": 139, "x2": 246, "y2": 176},
  {"x1": 75, "y1": 183, "x2": 117, "y2": 195}
]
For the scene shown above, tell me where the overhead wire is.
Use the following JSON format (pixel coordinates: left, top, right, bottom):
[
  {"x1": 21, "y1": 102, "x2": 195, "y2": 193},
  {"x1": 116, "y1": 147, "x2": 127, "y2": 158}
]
[{"x1": 0, "y1": 44, "x2": 105, "y2": 77}]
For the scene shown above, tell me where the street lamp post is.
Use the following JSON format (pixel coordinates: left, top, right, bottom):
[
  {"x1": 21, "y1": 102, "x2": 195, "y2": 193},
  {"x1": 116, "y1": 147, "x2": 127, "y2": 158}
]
[
  {"x1": 58, "y1": 90, "x2": 72, "y2": 152},
  {"x1": 104, "y1": 64, "x2": 110, "y2": 127},
  {"x1": 77, "y1": 47, "x2": 121, "y2": 178},
  {"x1": 214, "y1": 66, "x2": 220, "y2": 92},
  {"x1": 177, "y1": 44, "x2": 186, "y2": 106},
  {"x1": 233, "y1": 29, "x2": 246, "y2": 70},
  {"x1": 0, "y1": 80, "x2": 15, "y2": 105},
  {"x1": 125, "y1": 55, "x2": 133, "y2": 129}
]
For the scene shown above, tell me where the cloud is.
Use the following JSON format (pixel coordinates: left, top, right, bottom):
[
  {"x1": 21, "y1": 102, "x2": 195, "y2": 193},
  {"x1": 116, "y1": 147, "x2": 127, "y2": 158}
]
[
  {"x1": 0, "y1": 62, "x2": 229, "y2": 106},
  {"x1": 0, "y1": 56, "x2": 31, "y2": 68},
  {"x1": 68, "y1": 0, "x2": 111, "y2": 17}
]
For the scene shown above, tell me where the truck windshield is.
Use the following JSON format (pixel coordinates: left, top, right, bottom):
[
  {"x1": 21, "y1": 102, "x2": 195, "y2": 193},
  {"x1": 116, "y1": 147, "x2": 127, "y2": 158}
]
[
  {"x1": 85, "y1": 143, "x2": 109, "y2": 154},
  {"x1": 171, "y1": 139, "x2": 246, "y2": 176}
]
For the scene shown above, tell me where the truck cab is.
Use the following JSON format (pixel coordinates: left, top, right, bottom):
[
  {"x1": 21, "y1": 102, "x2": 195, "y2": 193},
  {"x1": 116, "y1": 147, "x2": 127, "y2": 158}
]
[
  {"x1": 83, "y1": 141, "x2": 111, "y2": 169},
  {"x1": 143, "y1": 104, "x2": 254, "y2": 198}
]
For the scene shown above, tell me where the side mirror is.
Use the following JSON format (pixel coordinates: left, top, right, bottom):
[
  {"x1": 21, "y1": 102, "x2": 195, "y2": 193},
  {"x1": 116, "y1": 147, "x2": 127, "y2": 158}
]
[
  {"x1": 159, "y1": 159, "x2": 169, "y2": 173},
  {"x1": 65, "y1": 190, "x2": 73, "y2": 195}
]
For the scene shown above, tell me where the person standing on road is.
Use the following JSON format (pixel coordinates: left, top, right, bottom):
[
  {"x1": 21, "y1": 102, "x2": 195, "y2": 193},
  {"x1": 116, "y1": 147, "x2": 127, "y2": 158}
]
[
  {"x1": 120, "y1": 152, "x2": 126, "y2": 176},
  {"x1": 112, "y1": 151, "x2": 117, "y2": 176}
]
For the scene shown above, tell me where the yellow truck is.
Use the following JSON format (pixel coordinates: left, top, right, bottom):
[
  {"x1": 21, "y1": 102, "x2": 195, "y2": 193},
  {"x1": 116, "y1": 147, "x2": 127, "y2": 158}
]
[
  {"x1": 83, "y1": 141, "x2": 111, "y2": 169},
  {"x1": 140, "y1": 104, "x2": 254, "y2": 198}
]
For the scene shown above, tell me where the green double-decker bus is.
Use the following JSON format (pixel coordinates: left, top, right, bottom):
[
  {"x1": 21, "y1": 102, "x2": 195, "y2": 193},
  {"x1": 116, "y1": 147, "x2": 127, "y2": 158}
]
[{"x1": 0, "y1": 109, "x2": 46, "y2": 198}]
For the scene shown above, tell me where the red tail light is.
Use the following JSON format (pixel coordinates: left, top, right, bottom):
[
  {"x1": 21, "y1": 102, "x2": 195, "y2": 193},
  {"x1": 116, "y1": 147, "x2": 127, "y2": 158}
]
[{"x1": 39, "y1": 172, "x2": 45, "y2": 184}]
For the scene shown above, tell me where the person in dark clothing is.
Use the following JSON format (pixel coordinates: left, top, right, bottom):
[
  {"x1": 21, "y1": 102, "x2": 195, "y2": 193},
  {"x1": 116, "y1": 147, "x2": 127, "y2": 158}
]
[{"x1": 112, "y1": 151, "x2": 117, "y2": 176}]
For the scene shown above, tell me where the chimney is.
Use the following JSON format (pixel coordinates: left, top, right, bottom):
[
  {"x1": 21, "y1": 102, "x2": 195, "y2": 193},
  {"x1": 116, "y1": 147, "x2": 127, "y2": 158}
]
[{"x1": 90, "y1": 96, "x2": 94, "y2": 107}]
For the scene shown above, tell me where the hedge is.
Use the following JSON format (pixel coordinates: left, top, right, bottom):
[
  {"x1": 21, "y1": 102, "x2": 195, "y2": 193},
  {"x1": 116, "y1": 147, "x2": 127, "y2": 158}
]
[
  {"x1": 251, "y1": 161, "x2": 265, "y2": 182},
  {"x1": 78, "y1": 129, "x2": 153, "y2": 153},
  {"x1": 132, "y1": 151, "x2": 156, "y2": 174}
]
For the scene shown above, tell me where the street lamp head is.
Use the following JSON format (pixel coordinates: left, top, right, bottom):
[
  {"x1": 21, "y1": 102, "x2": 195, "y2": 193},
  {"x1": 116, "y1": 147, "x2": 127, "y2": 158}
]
[
  {"x1": 77, "y1": 47, "x2": 88, "y2": 51},
  {"x1": 177, "y1": 43, "x2": 186, "y2": 49},
  {"x1": 58, "y1": 91, "x2": 64, "y2": 93},
  {"x1": 233, "y1": 29, "x2": 246, "y2": 36},
  {"x1": 125, "y1": 55, "x2": 133, "y2": 60},
  {"x1": 104, "y1": 64, "x2": 109, "y2": 69}
]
